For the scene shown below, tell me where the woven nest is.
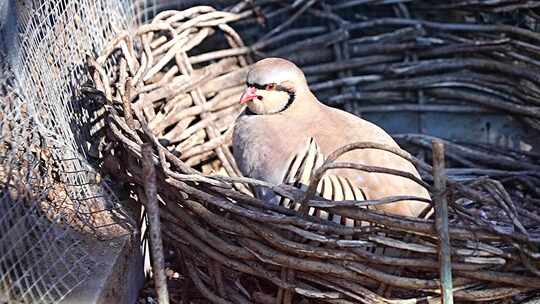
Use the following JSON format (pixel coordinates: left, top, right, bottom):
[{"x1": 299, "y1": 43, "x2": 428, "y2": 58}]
[{"x1": 87, "y1": 4, "x2": 540, "y2": 304}]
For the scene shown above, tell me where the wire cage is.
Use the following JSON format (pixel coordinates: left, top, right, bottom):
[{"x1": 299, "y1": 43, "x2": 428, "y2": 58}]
[
  {"x1": 1, "y1": 0, "x2": 142, "y2": 303},
  {"x1": 2, "y1": 0, "x2": 540, "y2": 303},
  {"x1": 0, "y1": 53, "x2": 93, "y2": 303}
]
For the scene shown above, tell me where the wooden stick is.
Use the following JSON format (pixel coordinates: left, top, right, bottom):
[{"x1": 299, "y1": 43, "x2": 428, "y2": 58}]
[
  {"x1": 184, "y1": 254, "x2": 234, "y2": 304},
  {"x1": 142, "y1": 143, "x2": 170, "y2": 304},
  {"x1": 432, "y1": 139, "x2": 454, "y2": 304},
  {"x1": 122, "y1": 78, "x2": 135, "y2": 129}
]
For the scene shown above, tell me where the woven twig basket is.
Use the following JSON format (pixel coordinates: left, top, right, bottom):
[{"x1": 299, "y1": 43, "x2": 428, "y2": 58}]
[{"x1": 89, "y1": 6, "x2": 540, "y2": 304}]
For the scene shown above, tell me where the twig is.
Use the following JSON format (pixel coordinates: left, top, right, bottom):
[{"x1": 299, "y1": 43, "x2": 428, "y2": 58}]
[
  {"x1": 184, "y1": 254, "x2": 234, "y2": 304},
  {"x1": 432, "y1": 139, "x2": 453, "y2": 304},
  {"x1": 122, "y1": 78, "x2": 135, "y2": 129},
  {"x1": 142, "y1": 143, "x2": 170, "y2": 304}
]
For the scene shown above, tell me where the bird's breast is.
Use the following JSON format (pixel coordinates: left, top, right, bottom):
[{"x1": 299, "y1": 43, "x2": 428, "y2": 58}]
[{"x1": 233, "y1": 115, "x2": 309, "y2": 185}]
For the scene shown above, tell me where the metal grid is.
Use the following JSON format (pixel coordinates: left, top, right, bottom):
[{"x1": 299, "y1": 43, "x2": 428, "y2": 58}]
[
  {"x1": 0, "y1": 0, "x2": 146, "y2": 302},
  {"x1": 0, "y1": 55, "x2": 91, "y2": 303}
]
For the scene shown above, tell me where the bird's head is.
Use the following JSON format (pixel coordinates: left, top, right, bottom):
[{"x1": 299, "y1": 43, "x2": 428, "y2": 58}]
[{"x1": 240, "y1": 58, "x2": 308, "y2": 115}]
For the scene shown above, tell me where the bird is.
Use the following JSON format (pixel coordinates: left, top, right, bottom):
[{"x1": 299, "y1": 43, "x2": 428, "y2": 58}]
[{"x1": 232, "y1": 57, "x2": 430, "y2": 219}]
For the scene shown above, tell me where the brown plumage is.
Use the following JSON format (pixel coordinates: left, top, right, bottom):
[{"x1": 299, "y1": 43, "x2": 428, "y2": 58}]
[{"x1": 233, "y1": 58, "x2": 430, "y2": 217}]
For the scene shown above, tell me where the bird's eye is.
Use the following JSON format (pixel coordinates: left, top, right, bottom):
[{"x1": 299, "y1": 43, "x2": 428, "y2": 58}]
[{"x1": 265, "y1": 83, "x2": 276, "y2": 91}]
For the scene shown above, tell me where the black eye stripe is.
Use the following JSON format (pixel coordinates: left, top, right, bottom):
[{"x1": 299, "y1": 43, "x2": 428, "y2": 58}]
[
  {"x1": 247, "y1": 82, "x2": 266, "y2": 90},
  {"x1": 247, "y1": 82, "x2": 292, "y2": 93}
]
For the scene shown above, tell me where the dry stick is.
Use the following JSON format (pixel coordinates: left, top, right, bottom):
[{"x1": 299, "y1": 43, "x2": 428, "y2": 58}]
[
  {"x1": 122, "y1": 78, "x2": 135, "y2": 129},
  {"x1": 432, "y1": 140, "x2": 453, "y2": 304},
  {"x1": 260, "y1": 0, "x2": 317, "y2": 41},
  {"x1": 241, "y1": 218, "x2": 490, "y2": 270},
  {"x1": 142, "y1": 143, "x2": 170, "y2": 304},
  {"x1": 183, "y1": 253, "x2": 234, "y2": 304},
  {"x1": 211, "y1": 260, "x2": 227, "y2": 300}
]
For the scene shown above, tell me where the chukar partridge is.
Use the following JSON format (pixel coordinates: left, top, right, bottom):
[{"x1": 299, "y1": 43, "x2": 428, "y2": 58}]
[{"x1": 232, "y1": 58, "x2": 430, "y2": 218}]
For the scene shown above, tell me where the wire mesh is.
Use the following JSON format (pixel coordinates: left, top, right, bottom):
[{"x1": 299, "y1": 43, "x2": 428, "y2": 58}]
[
  {"x1": 0, "y1": 53, "x2": 92, "y2": 303},
  {"x1": 0, "y1": 0, "x2": 147, "y2": 302}
]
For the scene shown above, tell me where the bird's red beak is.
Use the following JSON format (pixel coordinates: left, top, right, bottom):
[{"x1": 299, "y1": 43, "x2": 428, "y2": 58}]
[{"x1": 240, "y1": 86, "x2": 258, "y2": 104}]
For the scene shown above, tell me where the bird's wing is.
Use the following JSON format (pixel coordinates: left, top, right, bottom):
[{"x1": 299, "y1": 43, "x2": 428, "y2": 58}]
[{"x1": 279, "y1": 137, "x2": 368, "y2": 228}]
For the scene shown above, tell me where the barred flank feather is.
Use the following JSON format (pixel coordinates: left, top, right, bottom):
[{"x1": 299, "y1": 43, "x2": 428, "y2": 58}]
[{"x1": 279, "y1": 137, "x2": 368, "y2": 229}]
